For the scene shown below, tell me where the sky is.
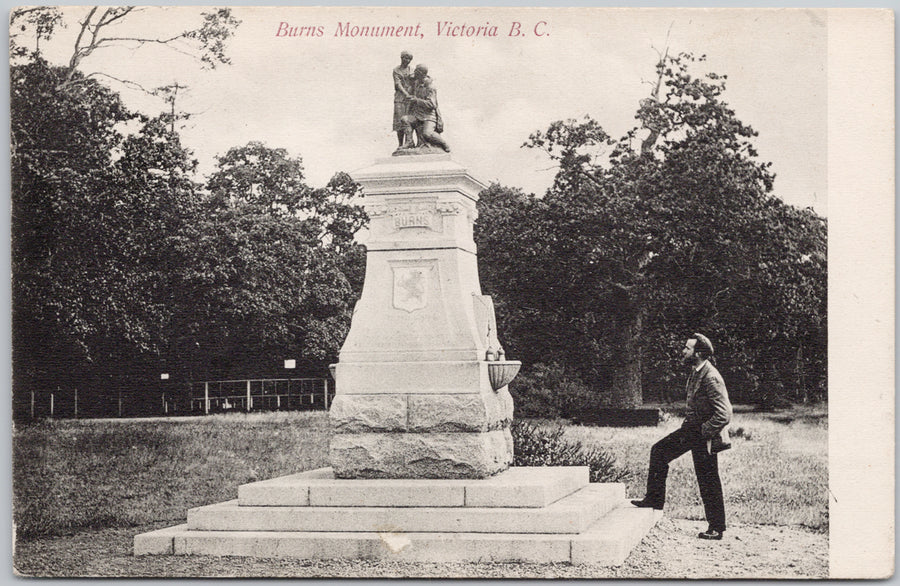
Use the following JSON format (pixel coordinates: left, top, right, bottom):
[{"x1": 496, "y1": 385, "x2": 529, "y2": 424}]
[{"x1": 20, "y1": 7, "x2": 827, "y2": 214}]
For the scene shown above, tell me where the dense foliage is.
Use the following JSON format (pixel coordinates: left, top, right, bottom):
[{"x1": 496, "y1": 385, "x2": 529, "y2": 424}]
[
  {"x1": 11, "y1": 58, "x2": 367, "y2": 419},
  {"x1": 506, "y1": 362, "x2": 599, "y2": 419},
  {"x1": 476, "y1": 53, "x2": 826, "y2": 408}
]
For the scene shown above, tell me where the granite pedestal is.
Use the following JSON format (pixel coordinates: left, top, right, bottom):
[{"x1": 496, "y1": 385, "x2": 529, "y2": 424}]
[{"x1": 329, "y1": 154, "x2": 514, "y2": 479}]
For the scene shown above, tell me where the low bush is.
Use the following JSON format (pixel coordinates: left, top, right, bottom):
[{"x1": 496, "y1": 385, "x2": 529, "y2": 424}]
[{"x1": 511, "y1": 419, "x2": 630, "y2": 483}]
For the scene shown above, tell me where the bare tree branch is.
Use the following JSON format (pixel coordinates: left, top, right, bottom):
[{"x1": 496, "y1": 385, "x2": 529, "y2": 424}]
[
  {"x1": 82, "y1": 72, "x2": 155, "y2": 95},
  {"x1": 56, "y1": 7, "x2": 240, "y2": 91},
  {"x1": 640, "y1": 21, "x2": 675, "y2": 156}
]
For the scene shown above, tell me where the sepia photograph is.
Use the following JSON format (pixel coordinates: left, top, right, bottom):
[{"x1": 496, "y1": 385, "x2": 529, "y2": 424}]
[{"x1": 9, "y1": 6, "x2": 893, "y2": 578}]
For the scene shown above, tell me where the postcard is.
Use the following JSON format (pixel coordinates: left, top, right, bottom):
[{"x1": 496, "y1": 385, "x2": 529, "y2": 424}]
[{"x1": 9, "y1": 6, "x2": 893, "y2": 579}]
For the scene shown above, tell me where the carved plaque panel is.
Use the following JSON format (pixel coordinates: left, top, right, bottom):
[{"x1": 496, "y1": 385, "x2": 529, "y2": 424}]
[{"x1": 391, "y1": 263, "x2": 434, "y2": 312}]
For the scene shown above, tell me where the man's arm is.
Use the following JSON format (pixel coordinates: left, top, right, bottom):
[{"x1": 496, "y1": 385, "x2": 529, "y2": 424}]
[{"x1": 700, "y1": 372, "x2": 732, "y2": 438}]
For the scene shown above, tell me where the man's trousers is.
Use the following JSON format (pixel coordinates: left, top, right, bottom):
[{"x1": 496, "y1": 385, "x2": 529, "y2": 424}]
[{"x1": 644, "y1": 425, "x2": 726, "y2": 532}]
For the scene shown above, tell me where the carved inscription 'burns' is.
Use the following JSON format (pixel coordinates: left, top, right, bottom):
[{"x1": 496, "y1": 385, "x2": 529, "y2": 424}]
[{"x1": 394, "y1": 211, "x2": 433, "y2": 230}]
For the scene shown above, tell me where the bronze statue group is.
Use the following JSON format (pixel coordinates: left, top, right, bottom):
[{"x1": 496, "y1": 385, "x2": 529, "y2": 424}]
[{"x1": 392, "y1": 51, "x2": 450, "y2": 153}]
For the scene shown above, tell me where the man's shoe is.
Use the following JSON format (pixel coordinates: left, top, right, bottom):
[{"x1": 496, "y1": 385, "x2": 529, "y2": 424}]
[
  {"x1": 630, "y1": 499, "x2": 663, "y2": 510},
  {"x1": 698, "y1": 528, "x2": 724, "y2": 540}
]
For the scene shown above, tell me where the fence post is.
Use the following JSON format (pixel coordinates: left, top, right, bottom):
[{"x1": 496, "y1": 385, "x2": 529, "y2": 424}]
[
  {"x1": 204, "y1": 382, "x2": 209, "y2": 415},
  {"x1": 74, "y1": 388, "x2": 78, "y2": 418},
  {"x1": 30, "y1": 390, "x2": 34, "y2": 419},
  {"x1": 246, "y1": 380, "x2": 252, "y2": 412},
  {"x1": 324, "y1": 379, "x2": 330, "y2": 410},
  {"x1": 50, "y1": 392, "x2": 54, "y2": 418}
]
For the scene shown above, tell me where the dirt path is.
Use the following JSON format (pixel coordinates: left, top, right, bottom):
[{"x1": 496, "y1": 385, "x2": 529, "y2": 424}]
[
  {"x1": 14, "y1": 517, "x2": 827, "y2": 578},
  {"x1": 615, "y1": 518, "x2": 827, "y2": 578}
]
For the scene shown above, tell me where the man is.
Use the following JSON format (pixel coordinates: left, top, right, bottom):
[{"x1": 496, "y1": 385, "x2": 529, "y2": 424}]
[
  {"x1": 632, "y1": 333, "x2": 732, "y2": 540},
  {"x1": 392, "y1": 51, "x2": 414, "y2": 147},
  {"x1": 398, "y1": 64, "x2": 450, "y2": 152}
]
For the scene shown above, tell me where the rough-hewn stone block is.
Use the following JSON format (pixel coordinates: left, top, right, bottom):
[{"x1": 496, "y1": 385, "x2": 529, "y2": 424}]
[
  {"x1": 329, "y1": 394, "x2": 408, "y2": 432},
  {"x1": 497, "y1": 387, "x2": 514, "y2": 422},
  {"x1": 329, "y1": 392, "x2": 514, "y2": 435},
  {"x1": 330, "y1": 430, "x2": 512, "y2": 479},
  {"x1": 408, "y1": 393, "x2": 488, "y2": 432}
]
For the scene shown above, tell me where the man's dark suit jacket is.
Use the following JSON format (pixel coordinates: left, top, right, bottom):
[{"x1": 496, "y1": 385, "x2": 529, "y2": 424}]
[{"x1": 683, "y1": 361, "x2": 733, "y2": 446}]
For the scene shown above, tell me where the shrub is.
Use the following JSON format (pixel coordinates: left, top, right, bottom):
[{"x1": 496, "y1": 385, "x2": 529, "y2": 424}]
[
  {"x1": 508, "y1": 362, "x2": 599, "y2": 419},
  {"x1": 511, "y1": 419, "x2": 631, "y2": 483}
]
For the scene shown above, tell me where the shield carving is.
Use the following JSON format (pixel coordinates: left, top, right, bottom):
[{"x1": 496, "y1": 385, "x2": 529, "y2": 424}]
[{"x1": 392, "y1": 266, "x2": 428, "y2": 312}]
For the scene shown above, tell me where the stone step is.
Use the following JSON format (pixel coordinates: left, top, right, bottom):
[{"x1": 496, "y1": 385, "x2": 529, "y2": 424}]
[
  {"x1": 135, "y1": 504, "x2": 663, "y2": 566},
  {"x1": 238, "y1": 466, "x2": 589, "y2": 508},
  {"x1": 572, "y1": 504, "x2": 665, "y2": 565},
  {"x1": 187, "y1": 484, "x2": 625, "y2": 533},
  {"x1": 189, "y1": 483, "x2": 623, "y2": 534}
]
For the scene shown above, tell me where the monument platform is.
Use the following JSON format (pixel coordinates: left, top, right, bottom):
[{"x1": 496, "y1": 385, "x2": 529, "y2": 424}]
[{"x1": 135, "y1": 466, "x2": 662, "y2": 566}]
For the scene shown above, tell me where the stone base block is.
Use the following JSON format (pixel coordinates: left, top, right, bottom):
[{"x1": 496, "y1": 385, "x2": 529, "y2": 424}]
[
  {"x1": 238, "y1": 466, "x2": 589, "y2": 508},
  {"x1": 171, "y1": 529, "x2": 576, "y2": 563},
  {"x1": 329, "y1": 429, "x2": 513, "y2": 479},
  {"x1": 329, "y1": 389, "x2": 513, "y2": 433},
  {"x1": 334, "y1": 361, "x2": 488, "y2": 395}
]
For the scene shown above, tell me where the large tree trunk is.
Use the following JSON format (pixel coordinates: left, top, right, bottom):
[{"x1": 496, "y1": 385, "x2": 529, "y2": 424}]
[{"x1": 609, "y1": 307, "x2": 643, "y2": 408}]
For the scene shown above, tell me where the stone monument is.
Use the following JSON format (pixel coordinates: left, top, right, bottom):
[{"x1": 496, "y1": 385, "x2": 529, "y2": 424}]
[
  {"x1": 133, "y1": 60, "x2": 661, "y2": 566},
  {"x1": 328, "y1": 153, "x2": 517, "y2": 479}
]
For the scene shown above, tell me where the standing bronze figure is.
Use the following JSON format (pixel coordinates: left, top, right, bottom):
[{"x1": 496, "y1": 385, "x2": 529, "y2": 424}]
[{"x1": 392, "y1": 51, "x2": 414, "y2": 148}]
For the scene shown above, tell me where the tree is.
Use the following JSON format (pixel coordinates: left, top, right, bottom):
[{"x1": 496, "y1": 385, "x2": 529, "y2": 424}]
[
  {"x1": 11, "y1": 8, "x2": 242, "y2": 417},
  {"x1": 477, "y1": 52, "x2": 826, "y2": 408},
  {"x1": 207, "y1": 144, "x2": 368, "y2": 242},
  {"x1": 165, "y1": 143, "x2": 368, "y2": 382},
  {"x1": 11, "y1": 60, "x2": 206, "y2": 416},
  {"x1": 207, "y1": 142, "x2": 310, "y2": 214},
  {"x1": 11, "y1": 63, "x2": 369, "y2": 417},
  {"x1": 9, "y1": 7, "x2": 63, "y2": 59}
]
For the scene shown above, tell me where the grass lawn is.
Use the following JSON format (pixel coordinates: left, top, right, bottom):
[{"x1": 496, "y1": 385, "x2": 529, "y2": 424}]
[
  {"x1": 13, "y1": 405, "x2": 827, "y2": 575},
  {"x1": 563, "y1": 404, "x2": 828, "y2": 531},
  {"x1": 13, "y1": 411, "x2": 332, "y2": 538}
]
